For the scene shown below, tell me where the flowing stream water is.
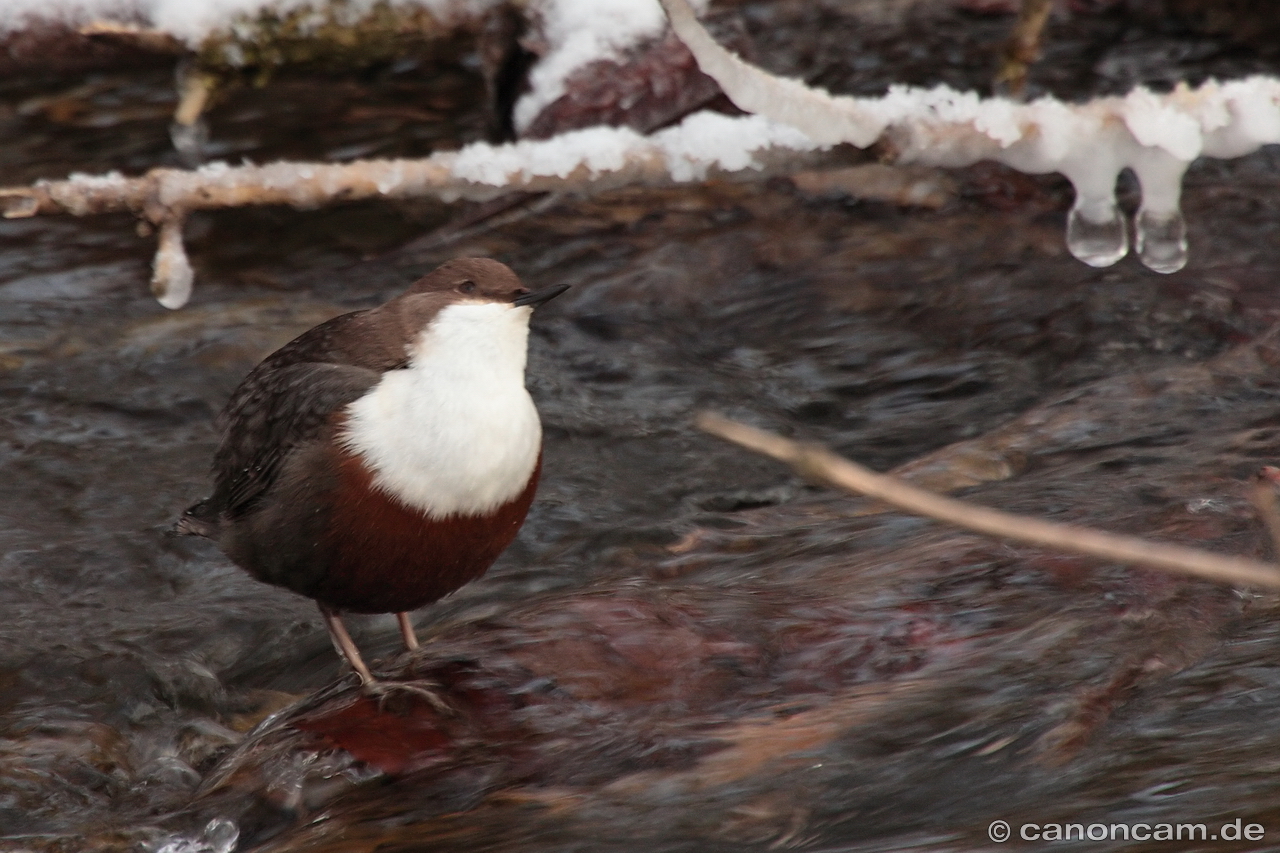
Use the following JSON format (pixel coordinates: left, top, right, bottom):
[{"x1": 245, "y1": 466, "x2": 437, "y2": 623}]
[{"x1": 3, "y1": 3, "x2": 1280, "y2": 851}]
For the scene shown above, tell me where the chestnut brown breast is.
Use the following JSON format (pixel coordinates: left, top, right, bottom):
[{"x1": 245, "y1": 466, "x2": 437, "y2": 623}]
[{"x1": 310, "y1": 447, "x2": 542, "y2": 614}]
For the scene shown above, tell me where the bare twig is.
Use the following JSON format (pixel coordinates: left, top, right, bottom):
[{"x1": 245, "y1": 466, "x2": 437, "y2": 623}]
[
  {"x1": 995, "y1": 0, "x2": 1053, "y2": 99},
  {"x1": 1249, "y1": 467, "x2": 1280, "y2": 560},
  {"x1": 696, "y1": 412, "x2": 1280, "y2": 591}
]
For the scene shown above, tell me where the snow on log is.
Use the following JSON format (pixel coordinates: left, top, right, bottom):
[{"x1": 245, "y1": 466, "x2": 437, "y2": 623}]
[
  {"x1": 0, "y1": 0, "x2": 503, "y2": 47},
  {"x1": 514, "y1": 0, "x2": 709, "y2": 135}
]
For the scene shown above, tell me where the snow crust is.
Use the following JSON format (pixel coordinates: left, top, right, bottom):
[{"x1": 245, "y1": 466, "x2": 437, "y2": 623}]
[
  {"x1": 512, "y1": 0, "x2": 709, "y2": 134},
  {"x1": 449, "y1": 111, "x2": 822, "y2": 185},
  {"x1": 0, "y1": 0, "x2": 501, "y2": 43}
]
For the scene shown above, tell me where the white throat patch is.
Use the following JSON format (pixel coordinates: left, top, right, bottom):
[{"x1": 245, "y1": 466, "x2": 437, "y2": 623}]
[{"x1": 340, "y1": 301, "x2": 542, "y2": 519}]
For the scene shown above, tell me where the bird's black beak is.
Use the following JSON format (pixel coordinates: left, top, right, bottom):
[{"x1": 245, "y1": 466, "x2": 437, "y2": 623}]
[{"x1": 513, "y1": 283, "x2": 570, "y2": 308}]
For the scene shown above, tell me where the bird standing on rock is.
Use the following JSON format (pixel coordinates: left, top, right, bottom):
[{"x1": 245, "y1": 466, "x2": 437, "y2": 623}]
[{"x1": 177, "y1": 258, "x2": 567, "y2": 686}]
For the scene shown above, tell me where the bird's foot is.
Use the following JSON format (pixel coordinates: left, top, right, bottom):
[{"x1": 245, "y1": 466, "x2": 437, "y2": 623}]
[{"x1": 361, "y1": 677, "x2": 455, "y2": 716}]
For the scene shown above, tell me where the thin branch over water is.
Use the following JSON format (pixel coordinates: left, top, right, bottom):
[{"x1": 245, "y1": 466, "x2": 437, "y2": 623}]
[{"x1": 697, "y1": 412, "x2": 1280, "y2": 591}]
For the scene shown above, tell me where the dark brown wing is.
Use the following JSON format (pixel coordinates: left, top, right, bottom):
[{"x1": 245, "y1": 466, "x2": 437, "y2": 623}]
[
  {"x1": 203, "y1": 361, "x2": 381, "y2": 521},
  {"x1": 180, "y1": 309, "x2": 406, "y2": 533}
]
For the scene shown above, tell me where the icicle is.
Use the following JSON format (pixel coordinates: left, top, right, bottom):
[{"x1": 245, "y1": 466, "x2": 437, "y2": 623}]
[
  {"x1": 657, "y1": 0, "x2": 1280, "y2": 273},
  {"x1": 1134, "y1": 208, "x2": 1187, "y2": 274},
  {"x1": 151, "y1": 217, "x2": 194, "y2": 309},
  {"x1": 1129, "y1": 149, "x2": 1191, "y2": 274},
  {"x1": 1060, "y1": 131, "x2": 1130, "y2": 268},
  {"x1": 1066, "y1": 196, "x2": 1128, "y2": 268},
  {"x1": 1059, "y1": 145, "x2": 1190, "y2": 273}
]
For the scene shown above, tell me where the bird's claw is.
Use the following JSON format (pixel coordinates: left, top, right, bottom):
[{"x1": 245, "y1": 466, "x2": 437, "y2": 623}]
[{"x1": 361, "y1": 678, "x2": 455, "y2": 715}]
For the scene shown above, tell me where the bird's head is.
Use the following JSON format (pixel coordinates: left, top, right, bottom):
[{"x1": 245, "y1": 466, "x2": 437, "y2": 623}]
[{"x1": 391, "y1": 257, "x2": 569, "y2": 363}]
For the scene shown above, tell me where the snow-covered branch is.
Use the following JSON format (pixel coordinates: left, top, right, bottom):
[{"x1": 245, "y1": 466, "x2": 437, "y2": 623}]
[
  {"x1": 0, "y1": 113, "x2": 826, "y2": 308},
  {"x1": 659, "y1": 0, "x2": 1280, "y2": 275},
  {"x1": 8, "y1": 0, "x2": 1280, "y2": 306}
]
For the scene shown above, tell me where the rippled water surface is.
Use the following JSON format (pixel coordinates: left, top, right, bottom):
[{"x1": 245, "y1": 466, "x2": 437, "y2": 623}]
[{"x1": 4, "y1": 3, "x2": 1280, "y2": 851}]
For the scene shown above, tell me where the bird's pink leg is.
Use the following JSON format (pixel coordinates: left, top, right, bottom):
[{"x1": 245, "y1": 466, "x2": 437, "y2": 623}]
[
  {"x1": 397, "y1": 612, "x2": 420, "y2": 651},
  {"x1": 319, "y1": 604, "x2": 375, "y2": 685}
]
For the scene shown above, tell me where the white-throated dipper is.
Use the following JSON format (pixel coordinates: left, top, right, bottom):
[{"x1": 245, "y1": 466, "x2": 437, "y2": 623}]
[{"x1": 177, "y1": 258, "x2": 567, "y2": 685}]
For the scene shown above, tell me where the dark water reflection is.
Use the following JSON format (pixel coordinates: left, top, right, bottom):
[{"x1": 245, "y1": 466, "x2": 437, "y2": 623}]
[{"x1": 4, "y1": 4, "x2": 1280, "y2": 852}]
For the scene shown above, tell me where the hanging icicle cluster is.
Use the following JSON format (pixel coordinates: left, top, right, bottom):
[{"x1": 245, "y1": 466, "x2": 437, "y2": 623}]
[
  {"x1": 657, "y1": 0, "x2": 1280, "y2": 275},
  {"x1": 4, "y1": 0, "x2": 1280, "y2": 306}
]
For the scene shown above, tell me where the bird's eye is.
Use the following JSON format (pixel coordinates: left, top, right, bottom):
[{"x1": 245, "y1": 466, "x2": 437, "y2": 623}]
[{"x1": 458, "y1": 280, "x2": 476, "y2": 294}]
